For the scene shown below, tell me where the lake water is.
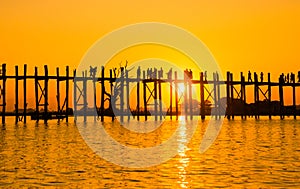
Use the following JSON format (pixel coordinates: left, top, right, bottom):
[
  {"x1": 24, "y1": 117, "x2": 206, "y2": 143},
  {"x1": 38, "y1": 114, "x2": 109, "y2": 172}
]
[{"x1": 0, "y1": 117, "x2": 300, "y2": 188}]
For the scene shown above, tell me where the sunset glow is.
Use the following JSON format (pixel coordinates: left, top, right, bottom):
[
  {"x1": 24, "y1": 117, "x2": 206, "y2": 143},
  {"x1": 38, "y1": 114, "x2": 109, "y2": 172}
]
[{"x1": 1, "y1": 2, "x2": 300, "y2": 188}]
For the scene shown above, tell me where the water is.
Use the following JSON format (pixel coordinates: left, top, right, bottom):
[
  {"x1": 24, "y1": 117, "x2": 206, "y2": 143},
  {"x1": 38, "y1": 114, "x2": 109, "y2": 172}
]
[{"x1": 0, "y1": 117, "x2": 300, "y2": 188}]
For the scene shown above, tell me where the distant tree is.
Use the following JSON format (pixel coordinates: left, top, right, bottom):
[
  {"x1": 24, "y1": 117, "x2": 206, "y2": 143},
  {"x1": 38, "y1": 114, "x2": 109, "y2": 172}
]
[{"x1": 101, "y1": 60, "x2": 133, "y2": 113}]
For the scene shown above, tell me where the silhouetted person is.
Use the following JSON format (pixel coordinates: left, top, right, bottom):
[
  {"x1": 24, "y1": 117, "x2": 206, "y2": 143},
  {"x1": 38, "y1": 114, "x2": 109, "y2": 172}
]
[
  {"x1": 298, "y1": 71, "x2": 300, "y2": 82},
  {"x1": 89, "y1": 66, "x2": 97, "y2": 77},
  {"x1": 167, "y1": 68, "x2": 172, "y2": 80},
  {"x1": 248, "y1": 71, "x2": 252, "y2": 82},
  {"x1": 290, "y1": 73, "x2": 295, "y2": 83},
  {"x1": 204, "y1": 71, "x2": 207, "y2": 81},
  {"x1": 147, "y1": 68, "x2": 151, "y2": 79},
  {"x1": 280, "y1": 73, "x2": 285, "y2": 83},
  {"x1": 153, "y1": 68, "x2": 157, "y2": 78},
  {"x1": 158, "y1": 67, "x2": 163, "y2": 78},
  {"x1": 150, "y1": 68, "x2": 153, "y2": 78},
  {"x1": 184, "y1": 69, "x2": 188, "y2": 79},
  {"x1": 260, "y1": 72, "x2": 263, "y2": 82},
  {"x1": 189, "y1": 69, "x2": 193, "y2": 79},
  {"x1": 287, "y1": 73, "x2": 290, "y2": 83},
  {"x1": 254, "y1": 72, "x2": 258, "y2": 82}
]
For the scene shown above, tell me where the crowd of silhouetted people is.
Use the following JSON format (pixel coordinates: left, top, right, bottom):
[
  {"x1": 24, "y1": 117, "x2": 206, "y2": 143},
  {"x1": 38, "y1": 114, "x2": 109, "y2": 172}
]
[
  {"x1": 280, "y1": 71, "x2": 300, "y2": 83},
  {"x1": 247, "y1": 71, "x2": 264, "y2": 82},
  {"x1": 146, "y1": 68, "x2": 164, "y2": 79},
  {"x1": 184, "y1": 69, "x2": 193, "y2": 79},
  {"x1": 247, "y1": 71, "x2": 300, "y2": 83}
]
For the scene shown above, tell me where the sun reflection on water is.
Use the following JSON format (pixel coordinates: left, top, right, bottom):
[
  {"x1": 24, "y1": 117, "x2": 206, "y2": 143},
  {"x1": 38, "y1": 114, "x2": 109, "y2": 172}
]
[{"x1": 176, "y1": 120, "x2": 190, "y2": 188}]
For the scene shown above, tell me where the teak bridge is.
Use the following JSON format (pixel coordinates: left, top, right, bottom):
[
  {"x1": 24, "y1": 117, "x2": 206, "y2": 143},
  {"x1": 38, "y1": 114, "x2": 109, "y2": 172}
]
[{"x1": 0, "y1": 64, "x2": 299, "y2": 124}]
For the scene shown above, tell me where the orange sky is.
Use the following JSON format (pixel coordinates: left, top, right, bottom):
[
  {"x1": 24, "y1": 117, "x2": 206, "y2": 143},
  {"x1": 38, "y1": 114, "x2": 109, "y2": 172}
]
[{"x1": 0, "y1": 1, "x2": 300, "y2": 110}]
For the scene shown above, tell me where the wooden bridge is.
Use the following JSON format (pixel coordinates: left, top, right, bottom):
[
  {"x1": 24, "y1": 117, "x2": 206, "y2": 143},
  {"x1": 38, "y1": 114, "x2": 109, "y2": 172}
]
[{"x1": 0, "y1": 64, "x2": 299, "y2": 124}]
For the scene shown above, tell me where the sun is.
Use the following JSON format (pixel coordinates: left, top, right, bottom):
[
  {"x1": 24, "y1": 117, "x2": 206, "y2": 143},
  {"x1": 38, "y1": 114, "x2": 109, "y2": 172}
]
[{"x1": 177, "y1": 83, "x2": 185, "y2": 96}]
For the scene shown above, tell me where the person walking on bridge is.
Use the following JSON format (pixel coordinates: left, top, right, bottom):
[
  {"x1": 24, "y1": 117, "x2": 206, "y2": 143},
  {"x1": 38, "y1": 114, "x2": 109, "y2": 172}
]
[{"x1": 248, "y1": 71, "x2": 252, "y2": 82}]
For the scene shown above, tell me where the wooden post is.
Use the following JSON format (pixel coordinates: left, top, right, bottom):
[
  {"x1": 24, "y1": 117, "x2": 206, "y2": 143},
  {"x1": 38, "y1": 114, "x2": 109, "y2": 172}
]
[
  {"x1": 293, "y1": 74, "x2": 296, "y2": 119},
  {"x1": 15, "y1": 66, "x2": 19, "y2": 123},
  {"x1": 254, "y1": 72, "x2": 259, "y2": 119},
  {"x1": 230, "y1": 73, "x2": 234, "y2": 120},
  {"x1": 200, "y1": 72, "x2": 205, "y2": 120},
  {"x1": 1, "y1": 64, "x2": 6, "y2": 124},
  {"x1": 73, "y1": 69, "x2": 77, "y2": 122},
  {"x1": 143, "y1": 80, "x2": 147, "y2": 121},
  {"x1": 110, "y1": 69, "x2": 114, "y2": 121},
  {"x1": 154, "y1": 69, "x2": 158, "y2": 121},
  {"x1": 243, "y1": 75, "x2": 246, "y2": 118},
  {"x1": 240, "y1": 72, "x2": 245, "y2": 119},
  {"x1": 213, "y1": 73, "x2": 217, "y2": 119},
  {"x1": 100, "y1": 66, "x2": 105, "y2": 122},
  {"x1": 93, "y1": 68, "x2": 97, "y2": 122},
  {"x1": 169, "y1": 70, "x2": 173, "y2": 120},
  {"x1": 65, "y1": 66, "x2": 69, "y2": 122},
  {"x1": 279, "y1": 75, "x2": 284, "y2": 119},
  {"x1": 175, "y1": 71, "x2": 178, "y2": 120},
  {"x1": 137, "y1": 67, "x2": 140, "y2": 121},
  {"x1": 184, "y1": 71, "x2": 188, "y2": 120},
  {"x1": 268, "y1": 73, "x2": 272, "y2": 119},
  {"x1": 44, "y1": 65, "x2": 48, "y2": 124},
  {"x1": 120, "y1": 68, "x2": 124, "y2": 122},
  {"x1": 217, "y1": 73, "x2": 221, "y2": 119},
  {"x1": 226, "y1": 72, "x2": 231, "y2": 120},
  {"x1": 188, "y1": 73, "x2": 193, "y2": 120},
  {"x1": 158, "y1": 68, "x2": 163, "y2": 121},
  {"x1": 126, "y1": 70, "x2": 130, "y2": 121},
  {"x1": 56, "y1": 67, "x2": 61, "y2": 122},
  {"x1": 23, "y1": 64, "x2": 27, "y2": 123},
  {"x1": 34, "y1": 67, "x2": 39, "y2": 122},
  {"x1": 83, "y1": 71, "x2": 87, "y2": 123}
]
